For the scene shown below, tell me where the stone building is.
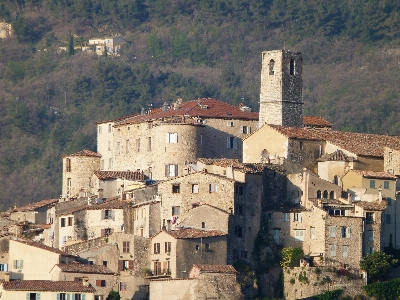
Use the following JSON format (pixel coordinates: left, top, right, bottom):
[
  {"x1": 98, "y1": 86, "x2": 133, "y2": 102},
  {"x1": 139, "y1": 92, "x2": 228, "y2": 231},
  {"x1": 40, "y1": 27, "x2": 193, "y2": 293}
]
[
  {"x1": 96, "y1": 98, "x2": 258, "y2": 180},
  {"x1": 9, "y1": 199, "x2": 58, "y2": 224},
  {"x1": 62, "y1": 150, "x2": 101, "y2": 199},
  {"x1": 149, "y1": 228, "x2": 227, "y2": 279},
  {"x1": 0, "y1": 22, "x2": 12, "y2": 39},
  {"x1": 50, "y1": 263, "x2": 116, "y2": 300},
  {"x1": 259, "y1": 50, "x2": 303, "y2": 128}
]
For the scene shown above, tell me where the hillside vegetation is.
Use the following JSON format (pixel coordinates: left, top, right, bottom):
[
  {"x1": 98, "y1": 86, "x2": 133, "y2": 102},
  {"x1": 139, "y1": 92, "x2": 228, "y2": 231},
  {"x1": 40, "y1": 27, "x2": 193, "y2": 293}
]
[{"x1": 1, "y1": 0, "x2": 400, "y2": 207}]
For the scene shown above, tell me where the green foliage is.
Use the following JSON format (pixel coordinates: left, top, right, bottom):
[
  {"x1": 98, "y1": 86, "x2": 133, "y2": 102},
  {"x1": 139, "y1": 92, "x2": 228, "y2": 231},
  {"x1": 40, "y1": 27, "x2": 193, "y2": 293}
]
[
  {"x1": 107, "y1": 289, "x2": 121, "y2": 300},
  {"x1": 360, "y1": 251, "x2": 398, "y2": 283},
  {"x1": 364, "y1": 278, "x2": 400, "y2": 299},
  {"x1": 312, "y1": 289, "x2": 343, "y2": 300},
  {"x1": 280, "y1": 247, "x2": 304, "y2": 268},
  {"x1": 298, "y1": 271, "x2": 309, "y2": 284}
]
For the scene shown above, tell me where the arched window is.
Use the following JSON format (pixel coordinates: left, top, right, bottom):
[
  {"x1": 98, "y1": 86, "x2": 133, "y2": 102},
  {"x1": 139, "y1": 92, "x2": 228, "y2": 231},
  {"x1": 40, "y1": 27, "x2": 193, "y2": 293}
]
[
  {"x1": 330, "y1": 191, "x2": 335, "y2": 199},
  {"x1": 317, "y1": 190, "x2": 321, "y2": 198},
  {"x1": 323, "y1": 190, "x2": 328, "y2": 199},
  {"x1": 260, "y1": 149, "x2": 270, "y2": 163},
  {"x1": 290, "y1": 59, "x2": 295, "y2": 75},
  {"x1": 269, "y1": 59, "x2": 275, "y2": 75},
  {"x1": 333, "y1": 175, "x2": 339, "y2": 185}
]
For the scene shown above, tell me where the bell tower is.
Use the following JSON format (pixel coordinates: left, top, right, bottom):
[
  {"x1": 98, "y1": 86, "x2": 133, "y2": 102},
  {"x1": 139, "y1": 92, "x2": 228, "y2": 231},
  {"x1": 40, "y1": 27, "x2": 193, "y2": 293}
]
[{"x1": 259, "y1": 50, "x2": 304, "y2": 128}]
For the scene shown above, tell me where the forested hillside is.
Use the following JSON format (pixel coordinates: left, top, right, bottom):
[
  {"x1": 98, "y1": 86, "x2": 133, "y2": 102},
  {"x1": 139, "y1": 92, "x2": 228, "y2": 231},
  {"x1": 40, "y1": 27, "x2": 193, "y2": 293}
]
[{"x1": 1, "y1": 0, "x2": 400, "y2": 208}]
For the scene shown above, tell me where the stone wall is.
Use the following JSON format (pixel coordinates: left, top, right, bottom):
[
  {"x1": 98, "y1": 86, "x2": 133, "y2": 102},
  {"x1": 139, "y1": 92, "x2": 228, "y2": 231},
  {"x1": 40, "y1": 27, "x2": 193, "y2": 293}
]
[
  {"x1": 283, "y1": 266, "x2": 366, "y2": 300},
  {"x1": 64, "y1": 236, "x2": 107, "y2": 255}
]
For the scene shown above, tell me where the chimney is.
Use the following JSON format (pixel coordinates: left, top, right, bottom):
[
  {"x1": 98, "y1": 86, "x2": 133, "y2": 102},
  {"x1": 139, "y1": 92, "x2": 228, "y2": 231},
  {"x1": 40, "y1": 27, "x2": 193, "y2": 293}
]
[
  {"x1": 226, "y1": 166, "x2": 234, "y2": 179},
  {"x1": 378, "y1": 188, "x2": 382, "y2": 203},
  {"x1": 4, "y1": 272, "x2": 10, "y2": 282}
]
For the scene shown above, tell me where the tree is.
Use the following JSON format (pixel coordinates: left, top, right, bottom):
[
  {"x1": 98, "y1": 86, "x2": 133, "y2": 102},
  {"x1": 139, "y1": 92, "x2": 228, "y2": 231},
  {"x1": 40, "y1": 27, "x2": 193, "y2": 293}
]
[
  {"x1": 107, "y1": 290, "x2": 121, "y2": 300},
  {"x1": 360, "y1": 251, "x2": 398, "y2": 283}
]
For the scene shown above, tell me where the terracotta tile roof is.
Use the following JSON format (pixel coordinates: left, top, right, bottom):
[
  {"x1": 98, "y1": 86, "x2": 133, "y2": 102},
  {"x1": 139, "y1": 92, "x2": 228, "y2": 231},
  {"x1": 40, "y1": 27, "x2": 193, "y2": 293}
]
[
  {"x1": 114, "y1": 98, "x2": 258, "y2": 126},
  {"x1": 345, "y1": 169, "x2": 397, "y2": 179},
  {"x1": 3, "y1": 280, "x2": 96, "y2": 292},
  {"x1": 304, "y1": 116, "x2": 333, "y2": 128},
  {"x1": 191, "y1": 264, "x2": 237, "y2": 274},
  {"x1": 56, "y1": 263, "x2": 114, "y2": 274},
  {"x1": 168, "y1": 228, "x2": 226, "y2": 239},
  {"x1": 270, "y1": 125, "x2": 400, "y2": 157},
  {"x1": 65, "y1": 149, "x2": 101, "y2": 158},
  {"x1": 354, "y1": 200, "x2": 387, "y2": 211},
  {"x1": 93, "y1": 170, "x2": 146, "y2": 181},
  {"x1": 12, "y1": 199, "x2": 58, "y2": 212},
  {"x1": 13, "y1": 240, "x2": 74, "y2": 256}
]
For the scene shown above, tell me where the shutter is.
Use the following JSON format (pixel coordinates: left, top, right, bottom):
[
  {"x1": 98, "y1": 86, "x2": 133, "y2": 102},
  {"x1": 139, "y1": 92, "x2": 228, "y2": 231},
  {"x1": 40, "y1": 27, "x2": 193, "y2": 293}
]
[
  {"x1": 67, "y1": 294, "x2": 70, "y2": 300},
  {"x1": 165, "y1": 165, "x2": 169, "y2": 177},
  {"x1": 4, "y1": 264, "x2": 7, "y2": 272},
  {"x1": 96, "y1": 280, "x2": 101, "y2": 286},
  {"x1": 20, "y1": 260, "x2": 24, "y2": 268},
  {"x1": 57, "y1": 294, "x2": 60, "y2": 300},
  {"x1": 26, "y1": 293, "x2": 30, "y2": 300},
  {"x1": 299, "y1": 214, "x2": 302, "y2": 223},
  {"x1": 233, "y1": 137, "x2": 238, "y2": 149},
  {"x1": 82, "y1": 295, "x2": 86, "y2": 300},
  {"x1": 240, "y1": 126, "x2": 243, "y2": 133},
  {"x1": 226, "y1": 137, "x2": 230, "y2": 148},
  {"x1": 248, "y1": 127, "x2": 251, "y2": 134},
  {"x1": 36, "y1": 293, "x2": 41, "y2": 300},
  {"x1": 129, "y1": 260, "x2": 134, "y2": 270},
  {"x1": 118, "y1": 260, "x2": 124, "y2": 271},
  {"x1": 175, "y1": 133, "x2": 178, "y2": 143},
  {"x1": 347, "y1": 227, "x2": 351, "y2": 238},
  {"x1": 13, "y1": 260, "x2": 17, "y2": 269},
  {"x1": 166, "y1": 133, "x2": 170, "y2": 143},
  {"x1": 174, "y1": 165, "x2": 178, "y2": 177}
]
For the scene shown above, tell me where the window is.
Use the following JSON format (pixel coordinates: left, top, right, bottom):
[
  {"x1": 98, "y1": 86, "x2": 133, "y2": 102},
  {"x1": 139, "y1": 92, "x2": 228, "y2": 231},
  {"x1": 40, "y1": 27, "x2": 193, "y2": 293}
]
[
  {"x1": 68, "y1": 217, "x2": 73, "y2": 226},
  {"x1": 166, "y1": 132, "x2": 178, "y2": 143},
  {"x1": 329, "y1": 191, "x2": 335, "y2": 199},
  {"x1": 61, "y1": 218, "x2": 66, "y2": 227},
  {"x1": 172, "y1": 184, "x2": 180, "y2": 194},
  {"x1": 13, "y1": 260, "x2": 23, "y2": 269},
  {"x1": 126, "y1": 140, "x2": 130, "y2": 154},
  {"x1": 368, "y1": 230, "x2": 374, "y2": 241},
  {"x1": 370, "y1": 180, "x2": 376, "y2": 188},
  {"x1": 235, "y1": 185, "x2": 244, "y2": 195},
  {"x1": 341, "y1": 226, "x2": 351, "y2": 238},
  {"x1": 202, "y1": 222, "x2": 206, "y2": 228},
  {"x1": 59, "y1": 293, "x2": 67, "y2": 300},
  {"x1": 240, "y1": 251, "x2": 248, "y2": 259},
  {"x1": 290, "y1": 59, "x2": 295, "y2": 75},
  {"x1": 154, "y1": 243, "x2": 160, "y2": 254},
  {"x1": 135, "y1": 138, "x2": 140, "y2": 152},
  {"x1": 172, "y1": 206, "x2": 180, "y2": 216},
  {"x1": 123, "y1": 241, "x2": 130, "y2": 253},
  {"x1": 240, "y1": 126, "x2": 251, "y2": 134},
  {"x1": 108, "y1": 124, "x2": 112, "y2": 133},
  {"x1": 67, "y1": 178, "x2": 72, "y2": 196},
  {"x1": 384, "y1": 181, "x2": 390, "y2": 189},
  {"x1": 329, "y1": 226, "x2": 336, "y2": 238},
  {"x1": 227, "y1": 137, "x2": 238, "y2": 149},
  {"x1": 27, "y1": 293, "x2": 40, "y2": 300},
  {"x1": 269, "y1": 59, "x2": 275, "y2": 75},
  {"x1": 330, "y1": 244, "x2": 336, "y2": 257},
  {"x1": 120, "y1": 282, "x2": 127, "y2": 291},
  {"x1": 299, "y1": 141, "x2": 303, "y2": 150},
  {"x1": 209, "y1": 183, "x2": 218, "y2": 193},
  {"x1": 366, "y1": 212, "x2": 374, "y2": 223},
  {"x1": 386, "y1": 214, "x2": 391, "y2": 224},
  {"x1": 284, "y1": 213, "x2": 289, "y2": 222},
  {"x1": 387, "y1": 198, "x2": 392, "y2": 206},
  {"x1": 227, "y1": 121, "x2": 234, "y2": 127},
  {"x1": 294, "y1": 230, "x2": 305, "y2": 241},
  {"x1": 103, "y1": 261, "x2": 108, "y2": 267},
  {"x1": 165, "y1": 164, "x2": 178, "y2": 177},
  {"x1": 235, "y1": 226, "x2": 243, "y2": 238},
  {"x1": 108, "y1": 158, "x2": 113, "y2": 169},
  {"x1": 96, "y1": 280, "x2": 106, "y2": 287},
  {"x1": 0, "y1": 264, "x2": 8, "y2": 271},
  {"x1": 311, "y1": 227, "x2": 315, "y2": 240},
  {"x1": 108, "y1": 141, "x2": 111, "y2": 151},
  {"x1": 205, "y1": 244, "x2": 211, "y2": 251},
  {"x1": 343, "y1": 245, "x2": 348, "y2": 258},
  {"x1": 273, "y1": 229, "x2": 280, "y2": 244},
  {"x1": 101, "y1": 228, "x2": 113, "y2": 237},
  {"x1": 73, "y1": 294, "x2": 83, "y2": 300},
  {"x1": 195, "y1": 244, "x2": 200, "y2": 251},
  {"x1": 103, "y1": 209, "x2": 112, "y2": 220},
  {"x1": 98, "y1": 125, "x2": 102, "y2": 134},
  {"x1": 235, "y1": 205, "x2": 243, "y2": 215},
  {"x1": 66, "y1": 158, "x2": 71, "y2": 172},
  {"x1": 293, "y1": 213, "x2": 302, "y2": 222},
  {"x1": 148, "y1": 137, "x2": 152, "y2": 151},
  {"x1": 165, "y1": 242, "x2": 171, "y2": 253},
  {"x1": 191, "y1": 184, "x2": 199, "y2": 193}
]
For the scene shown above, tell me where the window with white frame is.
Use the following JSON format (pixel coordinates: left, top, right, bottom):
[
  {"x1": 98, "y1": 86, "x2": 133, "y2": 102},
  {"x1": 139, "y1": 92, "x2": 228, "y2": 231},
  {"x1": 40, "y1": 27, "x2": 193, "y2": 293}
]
[
  {"x1": 240, "y1": 126, "x2": 251, "y2": 134},
  {"x1": 209, "y1": 183, "x2": 218, "y2": 193},
  {"x1": 293, "y1": 213, "x2": 302, "y2": 222},
  {"x1": 191, "y1": 184, "x2": 199, "y2": 193},
  {"x1": 166, "y1": 132, "x2": 178, "y2": 143},
  {"x1": 165, "y1": 164, "x2": 178, "y2": 177},
  {"x1": 342, "y1": 245, "x2": 348, "y2": 258},
  {"x1": 330, "y1": 244, "x2": 336, "y2": 256},
  {"x1": 294, "y1": 229, "x2": 305, "y2": 241},
  {"x1": 283, "y1": 213, "x2": 289, "y2": 222},
  {"x1": 341, "y1": 226, "x2": 351, "y2": 238},
  {"x1": 329, "y1": 226, "x2": 336, "y2": 238},
  {"x1": 13, "y1": 260, "x2": 23, "y2": 269}
]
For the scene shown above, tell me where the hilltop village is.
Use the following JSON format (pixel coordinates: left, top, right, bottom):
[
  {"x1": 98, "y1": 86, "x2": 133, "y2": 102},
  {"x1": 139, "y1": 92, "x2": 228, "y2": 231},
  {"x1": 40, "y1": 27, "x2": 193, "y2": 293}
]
[{"x1": 1, "y1": 50, "x2": 400, "y2": 300}]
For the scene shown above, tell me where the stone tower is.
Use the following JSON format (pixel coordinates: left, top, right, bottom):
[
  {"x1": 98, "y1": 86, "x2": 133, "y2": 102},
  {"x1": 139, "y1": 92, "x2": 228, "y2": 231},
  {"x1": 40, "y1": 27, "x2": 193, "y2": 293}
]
[{"x1": 259, "y1": 50, "x2": 304, "y2": 128}]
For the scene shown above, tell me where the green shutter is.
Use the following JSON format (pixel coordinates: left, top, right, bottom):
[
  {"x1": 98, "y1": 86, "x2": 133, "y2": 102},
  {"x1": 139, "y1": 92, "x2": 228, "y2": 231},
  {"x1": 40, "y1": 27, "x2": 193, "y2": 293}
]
[
  {"x1": 57, "y1": 294, "x2": 60, "y2": 300},
  {"x1": 67, "y1": 294, "x2": 70, "y2": 300},
  {"x1": 82, "y1": 295, "x2": 86, "y2": 300},
  {"x1": 26, "y1": 293, "x2": 30, "y2": 300},
  {"x1": 36, "y1": 293, "x2": 41, "y2": 300}
]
